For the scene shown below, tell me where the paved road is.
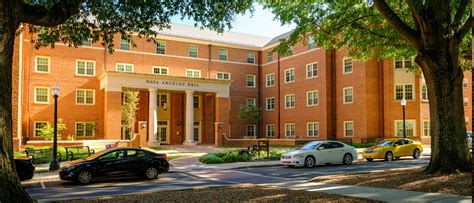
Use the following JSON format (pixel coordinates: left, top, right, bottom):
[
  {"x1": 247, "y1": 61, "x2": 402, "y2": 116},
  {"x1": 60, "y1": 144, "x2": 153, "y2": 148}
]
[{"x1": 24, "y1": 157, "x2": 430, "y2": 202}]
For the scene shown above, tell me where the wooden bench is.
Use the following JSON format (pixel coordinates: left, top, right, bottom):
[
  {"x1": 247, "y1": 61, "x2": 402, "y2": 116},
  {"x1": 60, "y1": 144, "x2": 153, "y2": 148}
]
[
  {"x1": 65, "y1": 146, "x2": 95, "y2": 161},
  {"x1": 25, "y1": 148, "x2": 62, "y2": 163}
]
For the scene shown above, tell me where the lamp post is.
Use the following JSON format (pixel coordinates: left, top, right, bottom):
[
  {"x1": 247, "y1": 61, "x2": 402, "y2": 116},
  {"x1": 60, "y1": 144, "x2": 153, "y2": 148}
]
[
  {"x1": 401, "y1": 98, "x2": 407, "y2": 138},
  {"x1": 49, "y1": 84, "x2": 60, "y2": 171}
]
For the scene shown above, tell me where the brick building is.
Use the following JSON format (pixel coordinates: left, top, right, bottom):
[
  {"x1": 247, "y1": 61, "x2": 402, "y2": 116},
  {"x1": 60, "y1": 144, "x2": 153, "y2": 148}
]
[{"x1": 11, "y1": 24, "x2": 472, "y2": 150}]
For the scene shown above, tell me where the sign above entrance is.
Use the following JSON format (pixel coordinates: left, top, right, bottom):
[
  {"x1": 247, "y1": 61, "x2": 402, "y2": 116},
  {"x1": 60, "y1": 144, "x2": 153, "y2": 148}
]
[{"x1": 146, "y1": 80, "x2": 199, "y2": 88}]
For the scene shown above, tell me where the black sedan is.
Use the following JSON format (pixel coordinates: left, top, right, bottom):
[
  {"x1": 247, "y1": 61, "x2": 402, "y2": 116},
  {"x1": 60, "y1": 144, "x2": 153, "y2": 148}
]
[
  {"x1": 59, "y1": 147, "x2": 169, "y2": 184},
  {"x1": 15, "y1": 157, "x2": 35, "y2": 180}
]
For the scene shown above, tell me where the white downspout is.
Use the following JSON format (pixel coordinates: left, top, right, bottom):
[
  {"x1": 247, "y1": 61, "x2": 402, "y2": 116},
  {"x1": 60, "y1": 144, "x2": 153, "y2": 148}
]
[{"x1": 17, "y1": 24, "x2": 23, "y2": 144}]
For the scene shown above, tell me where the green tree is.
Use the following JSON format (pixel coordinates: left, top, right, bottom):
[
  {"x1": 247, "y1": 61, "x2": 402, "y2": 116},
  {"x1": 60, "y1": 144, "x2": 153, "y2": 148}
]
[
  {"x1": 38, "y1": 119, "x2": 67, "y2": 140},
  {"x1": 121, "y1": 90, "x2": 140, "y2": 140},
  {"x1": 0, "y1": 1, "x2": 253, "y2": 202},
  {"x1": 260, "y1": 0, "x2": 472, "y2": 173},
  {"x1": 239, "y1": 105, "x2": 262, "y2": 125}
]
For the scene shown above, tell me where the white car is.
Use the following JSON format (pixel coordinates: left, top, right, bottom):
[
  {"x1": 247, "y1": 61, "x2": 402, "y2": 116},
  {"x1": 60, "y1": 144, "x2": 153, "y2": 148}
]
[{"x1": 281, "y1": 141, "x2": 358, "y2": 168}]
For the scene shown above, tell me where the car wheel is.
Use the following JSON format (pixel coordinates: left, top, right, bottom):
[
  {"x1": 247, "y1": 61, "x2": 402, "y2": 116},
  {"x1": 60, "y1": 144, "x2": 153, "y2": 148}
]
[
  {"x1": 385, "y1": 151, "x2": 393, "y2": 161},
  {"x1": 366, "y1": 158, "x2": 373, "y2": 162},
  {"x1": 144, "y1": 167, "x2": 159, "y2": 179},
  {"x1": 343, "y1": 154, "x2": 353, "y2": 165},
  {"x1": 76, "y1": 170, "x2": 93, "y2": 184},
  {"x1": 413, "y1": 149, "x2": 421, "y2": 159},
  {"x1": 304, "y1": 156, "x2": 316, "y2": 168}
]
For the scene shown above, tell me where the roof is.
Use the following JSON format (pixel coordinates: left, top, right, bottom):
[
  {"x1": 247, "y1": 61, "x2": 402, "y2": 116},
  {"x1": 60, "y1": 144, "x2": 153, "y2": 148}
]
[{"x1": 263, "y1": 31, "x2": 292, "y2": 47}]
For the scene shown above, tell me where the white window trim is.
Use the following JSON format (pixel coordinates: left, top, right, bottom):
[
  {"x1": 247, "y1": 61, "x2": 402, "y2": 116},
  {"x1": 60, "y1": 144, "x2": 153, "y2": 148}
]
[
  {"x1": 307, "y1": 122, "x2": 319, "y2": 137},
  {"x1": 246, "y1": 125, "x2": 256, "y2": 137},
  {"x1": 343, "y1": 57, "x2": 353, "y2": 74},
  {"x1": 266, "y1": 97, "x2": 275, "y2": 111},
  {"x1": 284, "y1": 68, "x2": 295, "y2": 83},
  {"x1": 266, "y1": 124, "x2": 275, "y2": 137},
  {"x1": 34, "y1": 87, "x2": 50, "y2": 104},
  {"x1": 267, "y1": 52, "x2": 273, "y2": 62},
  {"x1": 35, "y1": 56, "x2": 51, "y2": 73},
  {"x1": 33, "y1": 121, "x2": 49, "y2": 137},
  {"x1": 285, "y1": 123, "x2": 295, "y2": 137},
  {"x1": 75, "y1": 122, "x2": 96, "y2": 137},
  {"x1": 218, "y1": 48, "x2": 228, "y2": 61},
  {"x1": 422, "y1": 120, "x2": 430, "y2": 137},
  {"x1": 246, "y1": 74, "x2": 256, "y2": 88},
  {"x1": 463, "y1": 78, "x2": 469, "y2": 88},
  {"x1": 464, "y1": 97, "x2": 469, "y2": 106},
  {"x1": 306, "y1": 90, "x2": 319, "y2": 107},
  {"x1": 247, "y1": 52, "x2": 255, "y2": 64},
  {"x1": 152, "y1": 66, "x2": 169, "y2": 75},
  {"x1": 246, "y1": 98, "x2": 256, "y2": 106},
  {"x1": 116, "y1": 63, "x2": 134, "y2": 72},
  {"x1": 343, "y1": 87, "x2": 353, "y2": 104},
  {"x1": 75, "y1": 59, "x2": 96, "y2": 76},
  {"x1": 284, "y1": 94, "x2": 295, "y2": 109},
  {"x1": 306, "y1": 62, "x2": 318, "y2": 79},
  {"x1": 216, "y1": 72, "x2": 231, "y2": 80},
  {"x1": 76, "y1": 89, "x2": 96, "y2": 105},
  {"x1": 394, "y1": 84, "x2": 415, "y2": 101},
  {"x1": 266, "y1": 73, "x2": 275, "y2": 87},
  {"x1": 188, "y1": 44, "x2": 199, "y2": 57},
  {"x1": 393, "y1": 58, "x2": 414, "y2": 69},
  {"x1": 156, "y1": 40, "x2": 166, "y2": 54},
  {"x1": 394, "y1": 120, "x2": 416, "y2": 137},
  {"x1": 186, "y1": 69, "x2": 201, "y2": 78},
  {"x1": 421, "y1": 81, "x2": 428, "y2": 101},
  {"x1": 120, "y1": 38, "x2": 131, "y2": 50},
  {"x1": 343, "y1": 121, "x2": 354, "y2": 137}
]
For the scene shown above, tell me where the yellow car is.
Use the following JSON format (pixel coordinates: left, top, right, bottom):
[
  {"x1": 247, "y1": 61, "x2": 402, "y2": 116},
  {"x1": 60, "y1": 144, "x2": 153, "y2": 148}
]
[{"x1": 362, "y1": 138, "x2": 423, "y2": 161}]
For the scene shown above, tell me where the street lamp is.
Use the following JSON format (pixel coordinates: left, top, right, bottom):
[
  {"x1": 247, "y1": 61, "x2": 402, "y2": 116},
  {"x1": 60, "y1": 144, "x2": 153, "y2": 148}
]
[
  {"x1": 401, "y1": 98, "x2": 407, "y2": 138},
  {"x1": 49, "y1": 84, "x2": 60, "y2": 171}
]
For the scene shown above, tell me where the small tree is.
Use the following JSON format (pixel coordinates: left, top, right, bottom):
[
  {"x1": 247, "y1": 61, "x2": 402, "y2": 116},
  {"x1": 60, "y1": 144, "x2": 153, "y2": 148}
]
[
  {"x1": 38, "y1": 119, "x2": 66, "y2": 140},
  {"x1": 239, "y1": 105, "x2": 262, "y2": 125},
  {"x1": 121, "y1": 90, "x2": 139, "y2": 140}
]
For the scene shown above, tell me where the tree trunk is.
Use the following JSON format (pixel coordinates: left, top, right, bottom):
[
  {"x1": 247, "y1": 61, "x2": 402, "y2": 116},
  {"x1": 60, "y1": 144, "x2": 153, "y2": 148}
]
[
  {"x1": 416, "y1": 40, "x2": 471, "y2": 173},
  {"x1": 0, "y1": 1, "x2": 35, "y2": 202}
]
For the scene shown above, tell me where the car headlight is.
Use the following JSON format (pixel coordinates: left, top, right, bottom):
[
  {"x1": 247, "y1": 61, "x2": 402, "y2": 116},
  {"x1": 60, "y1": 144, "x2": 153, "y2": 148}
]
[
  {"x1": 62, "y1": 165, "x2": 77, "y2": 172},
  {"x1": 294, "y1": 154, "x2": 305, "y2": 158}
]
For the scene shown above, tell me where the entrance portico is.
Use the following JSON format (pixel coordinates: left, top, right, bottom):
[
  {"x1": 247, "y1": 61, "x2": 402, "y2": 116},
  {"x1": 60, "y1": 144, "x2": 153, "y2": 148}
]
[{"x1": 99, "y1": 71, "x2": 231, "y2": 146}]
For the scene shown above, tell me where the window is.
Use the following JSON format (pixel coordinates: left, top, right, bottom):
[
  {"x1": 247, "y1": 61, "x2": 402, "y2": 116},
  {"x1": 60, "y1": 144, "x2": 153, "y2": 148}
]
[
  {"x1": 267, "y1": 52, "x2": 273, "y2": 62},
  {"x1": 394, "y1": 84, "x2": 414, "y2": 100},
  {"x1": 285, "y1": 123, "x2": 295, "y2": 137},
  {"x1": 394, "y1": 58, "x2": 413, "y2": 69},
  {"x1": 266, "y1": 124, "x2": 275, "y2": 137},
  {"x1": 343, "y1": 58, "x2": 353, "y2": 74},
  {"x1": 116, "y1": 63, "x2": 134, "y2": 72},
  {"x1": 120, "y1": 38, "x2": 131, "y2": 50},
  {"x1": 219, "y1": 49, "x2": 228, "y2": 61},
  {"x1": 246, "y1": 75, "x2": 256, "y2": 88},
  {"x1": 307, "y1": 122, "x2": 319, "y2": 137},
  {"x1": 306, "y1": 63, "x2": 318, "y2": 78},
  {"x1": 188, "y1": 44, "x2": 198, "y2": 58},
  {"x1": 285, "y1": 94, "x2": 295, "y2": 109},
  {"x1": 216, "y1": 72, "x2": 230, "y2": 80},
  {"x1": 286, "y1": 49, "x2": 293, "y2": 56},
  {"x1": 35, "y1": 56, "x2": 50, "y2": 73},
  {"x1": 466, "y1": 117, "x2": 469, "y2": 126},
  {"x1": 344, "y1": 121, "x2": 354, "y2": 137},
  {"x1": 34, "y1": 87, "x2": 49, "y2": 104},
  {"x1": 246, "y1": 98, "x2": 256, "y2": 107},
  {"x1": 464, "y1": 97, "x2": 468, "y2": 106},
  {"x1": 247, "y1": 53, "x2": 255, "y2": 63},
  {"x1": 76, "y1": 60, "x2": 95, "y2": 76},
  {"x1": 266, "y1": 73, "x2": 275, "y2": 87},
  {"x1": 76, "y1": 89, "x2": 95, "y2": 105},
  {"x1": 308, "y1": 36, "x2": 315, "y2": 49},
  {"x1": 343, "y1": 87, "x2": 353, "y2": 104},
  {"x1": 285, "y1": 68, "x2": 295, "y2": 83},
  {"x1": 34, "y1": 121, "x2": 48, "y2": 137},
  {"x1": 76, "y1": 122, "x2": 95, "y2": 137},
  {"x1": 266, "y1": 97, "x2": 275, "y2": 111},
  {"x1": 186, "y1": 69, "x2": 201, "y2": 78},
  {"x1": 193, "y1": 96, "x2": 200, "y2": 108},
  {"x1": 156, "y1": 41, "x2": 166, "y2": 54},
  {"x1": 395, "y1": 120, "x2": 415, "y2": 137},
  {"x1": 307, "y1": 91, "x2": 319, "y2": 106},
  {"x1": 423, "y1": 120, "x2": 430, "y2": 137},
  {"x1": 82, "y1": 38, "x2": 92, "y2": 46},
  {"x1": 246, "y1": 125, "x2": 256, "y2": 137},
  {"x1": 463, "y1": 79, "x2": 468, "y2": 88},
  {"x1": 421, "y1": 82, "x2": 428, "y2": 101},
  {"x1": 153, "y1": 66, "x2": 169, "y2": 75}
]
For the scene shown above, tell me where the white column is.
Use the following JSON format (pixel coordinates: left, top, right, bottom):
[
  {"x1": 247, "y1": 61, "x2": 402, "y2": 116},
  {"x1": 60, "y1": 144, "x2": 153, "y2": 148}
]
[
  {"x1": 183, "y1": 90, "x2": 195, "y2": 145},
  {"x1": 148, "y1": 89, "x2": 159, "y2": 146}
]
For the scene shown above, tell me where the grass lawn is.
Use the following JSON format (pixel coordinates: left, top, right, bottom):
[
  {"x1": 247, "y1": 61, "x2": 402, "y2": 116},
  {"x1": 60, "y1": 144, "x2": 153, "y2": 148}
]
[
  {"x1": 312, "y1": 167, "x2": 471, "y2": 196},
  {"x1": 51, "y1": 184, "x2": 380, "y2": 203}
]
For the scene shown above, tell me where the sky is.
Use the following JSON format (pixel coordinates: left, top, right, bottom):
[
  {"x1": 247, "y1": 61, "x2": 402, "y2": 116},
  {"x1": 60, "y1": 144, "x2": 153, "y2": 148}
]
[{"x1": 170, "y1": 4, "x2": 295, "y2": 37}]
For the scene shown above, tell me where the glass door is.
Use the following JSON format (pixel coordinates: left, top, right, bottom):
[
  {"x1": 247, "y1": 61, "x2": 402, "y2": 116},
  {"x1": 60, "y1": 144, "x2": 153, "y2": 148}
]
[{"x1": 157, "y1": 120, "x2": 169, "y2": 144}]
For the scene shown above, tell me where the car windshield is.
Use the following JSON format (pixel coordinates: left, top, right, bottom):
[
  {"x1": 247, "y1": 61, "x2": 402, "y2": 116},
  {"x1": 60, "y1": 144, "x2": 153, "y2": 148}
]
[
  {"x1": 376, "y1": 140, "x2": 393, "y2": 147},
  {"x1": 299, "y1": 141, "x2": 321, "y2": 150}
]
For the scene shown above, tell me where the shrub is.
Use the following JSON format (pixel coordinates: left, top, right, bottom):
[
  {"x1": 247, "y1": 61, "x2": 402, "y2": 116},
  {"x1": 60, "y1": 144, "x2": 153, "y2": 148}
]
[
  {"x1": 199, "y1": 154, "x2": 224, "y2": 164},
  {"x1": 222, "y1": 154, "x2": 250, "y2": 163}
]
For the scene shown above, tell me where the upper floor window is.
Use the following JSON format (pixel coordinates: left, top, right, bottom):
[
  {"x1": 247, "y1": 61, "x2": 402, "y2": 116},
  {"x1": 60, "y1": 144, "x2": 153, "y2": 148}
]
[
  {"x1": 285, "y1": 68, "x2": 295, "y2": 83},
  {"x1": 343, "y1": 58, "x2": 353, "y2": 74},
  {"x1": 247, "y1": 53, "x2": 255, "y2": 63},
  {"x1": 394, "y1": 84, "x2": 414, "y2": 100},
  {"x1": 464, "y1": 97, "x2": 469, "y2": 106},
  {"x1": 285, "y1": 94, "x2": 295, "y2": 109},
  {"x1": 116, "y1": 63, "x2": 134, "y2": 72},
  {"x1": 246, "y1": 75, "x2": 256, "y2": 88},
  {"x1": 82, "y1": 38, "x2": 92, "y2": 46},
  {"x1": 307, "y1": 91, "x2": 319, "y2": 106},
  {"x1": 395, "y1": 58, "x2": 413, "y2": 69},
  {"x1": 267, "y1": 52, "x2": 273, "y2": 62},
  {"x1": 188, "y1": 45, "x2": 198, "y2": 58},
  {"x1": 76, "y1": 89, "x2": 95, "y2": 105},
  {"x1": 35, "y1": 56, "x2": 50, "y2": 73},
  {"x1": 120, "y1": 38, "x2": 131, "y2": 50},
  {"x1": 246, "y1": 98, "x2": 256, "y2": 107},
  {"x1": 463, "y1": 79, "x2": 468, "y2": 88},
  {"x1": 216, "y1": 72, "x2": 230, "y2": 80},
  {"x1": 156, "y1": 41, "x2": 166, "y2": 54},
  {"x1": 306, "y1": 62, "x2": 318, "y2": 78},
  {"x1": 219, "y1": 49, "x2": 228, "y2": 61},
  {"x1": 286, "y1": 49, "x2": 293, "y2": 56},
  {"x1": 186, "y1": 69, "x2": 201, "y2": 78},
  {"x1": 76, "y1": 60, "x2": 95, "y2": 76},
  {"x1": 266, "y1": 97, "x2": 275, "y2": 111},
  {"x1": 34, "y1": 87, "x2": 49, "y2": 104},
  {"x1": 266, "y1": 73, "x2": 275, "y2": 87},
  {"x1": 343, "y1": 87, "x2": 353, "y2": 104},
  {"x1": 153, "y1": 66, "x2": 168, "y2": 75},
  {"x1": 421, "y1": 82, "x2": 428, "y2": 101},
  {"x1": 308, "y1": 36, "x2": 315, "y2": 49},
  {"x1": 193, "y1": 96, "x2": 200, "y2": 108}
]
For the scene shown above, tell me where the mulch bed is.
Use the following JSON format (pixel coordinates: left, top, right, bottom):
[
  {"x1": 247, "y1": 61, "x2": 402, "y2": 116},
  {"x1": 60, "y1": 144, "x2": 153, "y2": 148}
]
[
  {"x1": 312, "y1": 168, "x2": 471, "y2": 196},
  {"x1": 51, "y1": 184, "x2": 381, "y2": 203}
]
